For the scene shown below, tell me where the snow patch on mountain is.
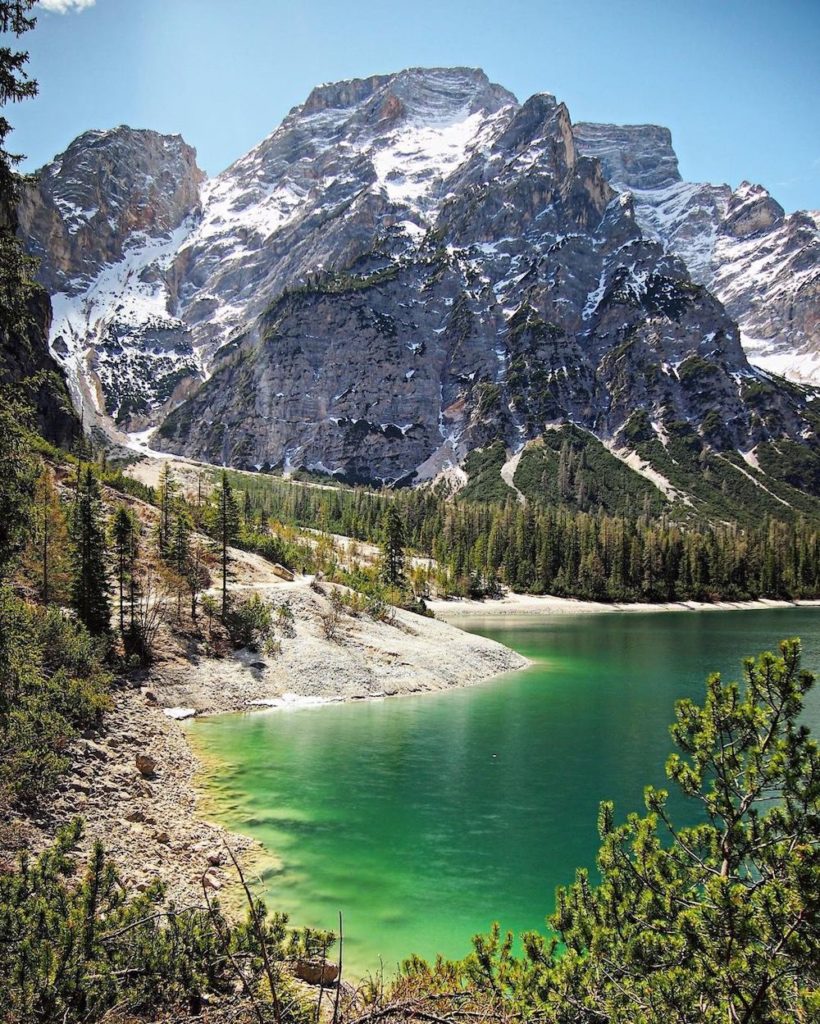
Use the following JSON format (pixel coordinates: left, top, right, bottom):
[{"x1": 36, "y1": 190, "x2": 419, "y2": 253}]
[
  {"x1": 372, "y1": 110, "x2": 487, "y2": 209},
  {"x1": 50, "y1": 219, "x2": 201, "y2": 421}
]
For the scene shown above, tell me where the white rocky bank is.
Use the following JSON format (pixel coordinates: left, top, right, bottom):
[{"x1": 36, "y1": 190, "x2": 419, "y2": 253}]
[
  {"x1": 149, "y1": 576, "x2": 528, "y2": 715},
  {"x1": 21, "y1": 569, "x2": 526, "y2": 910}
]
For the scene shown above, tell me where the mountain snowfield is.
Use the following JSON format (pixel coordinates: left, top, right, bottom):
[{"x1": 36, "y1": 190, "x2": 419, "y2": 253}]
[{"x1": 16, "y1": 67, "x2": 820, "y2": 502}]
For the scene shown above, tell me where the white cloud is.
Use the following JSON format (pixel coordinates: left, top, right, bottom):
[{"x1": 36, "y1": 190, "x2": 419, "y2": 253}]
[{"x1": 39, "y1": 0, "x2": 96, "y2": 13}]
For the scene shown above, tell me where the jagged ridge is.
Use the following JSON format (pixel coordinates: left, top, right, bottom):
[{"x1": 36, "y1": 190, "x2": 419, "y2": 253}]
[{"x1": 15, "y1": 67, "x2": 820, "y2": 511}]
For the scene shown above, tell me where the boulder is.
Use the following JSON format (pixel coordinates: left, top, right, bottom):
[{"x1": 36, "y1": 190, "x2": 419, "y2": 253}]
[
  {"x1": 202, "y1": 871, "x2": 222, "y2": 891},
  {"x1": 294, "y1": 959, "x2": 340, "y2": 986},
  {"x1": 135, "y1": 753, "x2": 156, "y2": 777},
  {"x1": 83, "y1": 740, "x2": 109, "y2": 761}
]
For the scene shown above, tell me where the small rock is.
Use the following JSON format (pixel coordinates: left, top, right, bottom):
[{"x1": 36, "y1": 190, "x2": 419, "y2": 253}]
[
  {"x1": 202, "y1": 873, "x2": 222, "y2": 891},
  {"x1": 155, "y1": 831, "x2": 171, "y2": 845},
  {"x1": 294, "y1": 959, "x2": 340, "y2": 986},
  {"x1": 124, "y1": 808, "x2": 146, "y2": 823},
  {"x1": 142, "y1": 690, "x2": 158, "y2": 705},
  {"x1": 206, "y1": 850, "x2": 223, "y2": 866},
  {"x1": 135, "y1": 753, "x2": 156, "y2": 777},
  {"x1": 83, "y1": 740, "x2": 109, "y2": 761}
]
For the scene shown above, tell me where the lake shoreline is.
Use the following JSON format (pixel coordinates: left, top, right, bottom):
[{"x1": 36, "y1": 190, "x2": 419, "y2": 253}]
[
  {"x1": 429, "y1": 594, "x2": 820, "y2": 619},
  {"x1": 183, "y1": 604, "x2": 820, "y2": 975},
  {"x1": 23, "y1": 584, "x2": 816, "y2": 932},
  {"x1": 146, "y1": 578, "x2": 529, "y2": 719}
]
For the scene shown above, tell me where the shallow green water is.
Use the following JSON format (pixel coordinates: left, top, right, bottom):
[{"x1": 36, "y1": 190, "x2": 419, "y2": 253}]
[{"x1": 187, "y1": 607, "x2": 820, "y2": 977}]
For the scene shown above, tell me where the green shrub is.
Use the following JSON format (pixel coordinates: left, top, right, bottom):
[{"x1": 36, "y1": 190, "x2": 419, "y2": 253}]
[
  {"x1": 0, "y1": 820, "x2": 314, "y2": 1024},
  {"x1": 0, "y1": 592, "x2": 111, "y2": 808},
  {"x1": 225, "y1": 593, "x2": 275, "y2": 652}
]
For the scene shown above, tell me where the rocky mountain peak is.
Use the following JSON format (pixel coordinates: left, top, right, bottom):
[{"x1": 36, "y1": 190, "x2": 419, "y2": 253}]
[
  {"x1": 573, "y1": 124, "x2": 818, "y2": 383},
  {"x1": 573, "y1": 122, "x2": 682, "y2": 191},
  {"x1": 300, "y1": 74, "x2": 393, "y2": 115},
  {"x1": 15, "y1": 67, "x2": 820, "y2": 472},
  {"x1": 300, "y1": 67, "x2": 516, "y2": 121},
  {"x1": 18, "y1": 126, "x2": 204, "y2": 296},
  {"x1": 721, "y1": 181, "x2": 785, "y2": 238}
]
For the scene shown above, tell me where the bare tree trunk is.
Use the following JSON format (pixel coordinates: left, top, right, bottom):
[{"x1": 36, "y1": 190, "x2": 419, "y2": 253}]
[{"x1": 333, "y1": 911, "x2": 344, "y2": 1024}]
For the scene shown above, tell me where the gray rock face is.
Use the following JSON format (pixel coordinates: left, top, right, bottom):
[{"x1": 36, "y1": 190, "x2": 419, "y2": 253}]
[
  {"x1": 17, "y1": 68, "x2": 820, "y2": 488},
  {"x1": 0, "y1": 192, "x2": 79, "y2": 446},
  {"x1": 17, "y1": 127, "x2": 205, "y2": 425},
  {"x1": 572, "y1": 123, "x2": 681, "y2": 191},
  {"x1": 19, "y1": 127, "x2": 203, "y2": 294},
  {"x1": 172, "y1": 67, "x2": 518, "y2": 362},
  {"x1": 574, "y1": 125, "x2": 819, "y2": 382},
  {"x1": 154, "y1": 80, "x2": 813, "y2": 484}
]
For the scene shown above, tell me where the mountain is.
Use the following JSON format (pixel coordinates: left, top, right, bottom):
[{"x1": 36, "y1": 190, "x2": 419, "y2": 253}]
[
  {"x1": 16, "y1": 68, "x2": 820, "y2": 514},
  {"x1": 17, "y1": 127, "x2": 204, "y2": 428},
  {"x1": 573, "y1": 123, "x2": 819, "y2": 382}
]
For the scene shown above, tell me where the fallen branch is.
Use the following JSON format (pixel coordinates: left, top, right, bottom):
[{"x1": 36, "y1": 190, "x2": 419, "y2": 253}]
[{"x1": 224, "y1": 837, "x2": 284, "y2": 1024}]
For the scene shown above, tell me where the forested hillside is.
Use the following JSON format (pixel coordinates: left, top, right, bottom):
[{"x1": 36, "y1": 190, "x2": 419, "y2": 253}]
[{"x1": 212, "y1": 466, "x2": 820, "y2": 604}]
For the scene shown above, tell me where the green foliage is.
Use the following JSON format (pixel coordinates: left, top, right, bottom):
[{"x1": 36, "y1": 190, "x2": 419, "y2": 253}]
[
  {"x1": 236, "y1": 525, "x2": 315, "y2": 574},
  {"x1": 533, "y1": 639, "x2": 819, "y2": 1021},
  {"x1": 110, "y1": 503, "x2": 138, "y2": 642},
  {"x1": 396, "y1": 641, "x2": 818, "y2": 1022},
  {"x1": 187, "y1": 463, "x2": 820, "y2": 604},
  {"x1": 460, "y1": 442, "x2": 512, "y2": 504},
  {"x1": 0, "y1": 819, "x2": 312, "y2": 1023},
  {"x1": 677, "y1": 353, "x2": 720, "y2": 384},
  {"x1": 17, "y1": 464, "x2": 72, "y2": 603},
  {"x1": 204, "y1": 470, "x2": 241, "y2": 619},
  {"x1": 621, "y1": 409, "x2": 656, "y2": 445},
  {"x1": 225, "y1": 593, "x2": 275, "y2": 652},
  {"x1": 156, "y1": 460, "x2": 179, "y2": 557},
  {"x1": 632, "y1": 422, "x2": 820, "y2": 525},
  {"x1": 0, "y1": 386, "x2": 37, "y2": 578},
  {"x1": 380, "y1": 504, "x2": 406, "y2": 588},
  {"x1": 514, "y1": 427, "x2": 666, "y2": 516},
  {"x1": 0, "y1": 1, "x2": 38, "y2": 329},
  {"x1": 0, "y1": 592, "x2": 111, "y2": 806},
  {"x1": 756, "y1": 438, "x2": 820, "y2": 496},
  {"x1": 474, "y1": 380, "x2": 501, "y2": 417},
  {"x1": 69, "y1": 467, "x2": 111, "y2": 635},
  {"x1": 99, "y1": 464, "x2": 156, "y2": 505}
]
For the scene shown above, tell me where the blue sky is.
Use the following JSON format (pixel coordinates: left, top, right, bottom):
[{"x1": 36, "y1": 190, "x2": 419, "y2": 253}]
[{"x1": 12, "y1": 0, "x2": 820, "y2": 211}]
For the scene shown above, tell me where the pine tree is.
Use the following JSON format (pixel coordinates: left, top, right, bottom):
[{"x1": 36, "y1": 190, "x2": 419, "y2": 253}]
[
  {"x1": 169, "y1": 506, "x2": 191, "y2": 576},
  {"x1": 0, "y1": 1, "x2": 38, "y2": 351},
  {"x1": 186, "y1": 538, "x2": 209, "y2": 622},
  {"x1": 511, "y1": 639, "x2": 820, "y2": 1021},
  {"x1": 70, "y1": 467, "x2": 110, "y2": 635},
  {"x1": 18, "y1": 464, "x2": 71, "y2": 603},
  {"x1": 168, "y1": 506, "x2": 192, "y2": 620},
  {"x1": 205, "y1": 471, "x2": 240, "y2": 619},
  {"x1": 156, "y1": 462, "x2": 178, "y2": 557},
  {"x1": 380, "y1": 504, "x2": 406, "y2": 590},
  {"x1": 0, "y1": 387, "x2": 36, "y2": 579},
  {"x1": 111, "y1": 505, "x2": 138, "y2": 640}
]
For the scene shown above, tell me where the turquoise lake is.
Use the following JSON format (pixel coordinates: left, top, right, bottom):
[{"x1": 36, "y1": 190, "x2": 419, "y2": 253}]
[{"x1": 187, "y1": 606, "x2": 820, "y2": 977}]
